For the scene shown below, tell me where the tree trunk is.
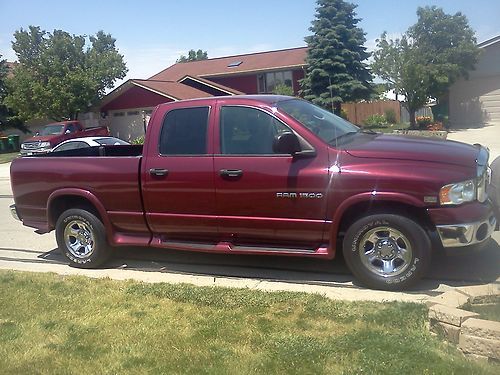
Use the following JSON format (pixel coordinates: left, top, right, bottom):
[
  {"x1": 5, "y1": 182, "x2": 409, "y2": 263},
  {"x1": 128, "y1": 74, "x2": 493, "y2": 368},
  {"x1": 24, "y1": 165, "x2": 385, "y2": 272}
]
[
  {"x1": 333, "y1": 102, "x2": 341, "y2": 116},
  {"x1": 409, "y1": 109, "x2": 417, "y2": 129}
]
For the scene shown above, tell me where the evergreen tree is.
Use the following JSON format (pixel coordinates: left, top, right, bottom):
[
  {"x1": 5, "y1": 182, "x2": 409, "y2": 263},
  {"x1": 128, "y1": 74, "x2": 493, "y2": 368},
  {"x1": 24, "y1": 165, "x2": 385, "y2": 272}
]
[{"x1": 301, "y1": 0, "x2": 373, "y2": 114}]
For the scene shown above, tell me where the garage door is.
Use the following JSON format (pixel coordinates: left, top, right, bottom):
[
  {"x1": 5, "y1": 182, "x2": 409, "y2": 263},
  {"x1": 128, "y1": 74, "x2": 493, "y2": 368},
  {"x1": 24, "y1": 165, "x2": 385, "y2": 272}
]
[
  {"x1": 449, "y1": 75, "x2": 500, "y2": 128},
  {"x1": 108, "y1": 108, "x2": 153, "y2": 141}
]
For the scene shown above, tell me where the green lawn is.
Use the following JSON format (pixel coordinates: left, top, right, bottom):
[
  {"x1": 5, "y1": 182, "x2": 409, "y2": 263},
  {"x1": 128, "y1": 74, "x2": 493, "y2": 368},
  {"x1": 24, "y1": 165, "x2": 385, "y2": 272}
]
[
  {"x1": 0, "y1": 270, "x2": 497, "y2": 374},
  {"x1": 0, "y1": 152, "x2": 19, "y2": 164},
  {"x1": 462, "y1": 295, "x2": 500, "y2": 322}
]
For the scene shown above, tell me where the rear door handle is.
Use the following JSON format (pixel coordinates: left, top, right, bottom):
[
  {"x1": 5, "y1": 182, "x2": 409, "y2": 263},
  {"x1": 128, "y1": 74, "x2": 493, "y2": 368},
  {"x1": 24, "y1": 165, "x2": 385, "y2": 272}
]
[
  {"x1": 149, "y1": 168, "x2": 169, "y2": 177},
  {"x1": 219, "y1": 169, "x2": 243, "y2": 178}
]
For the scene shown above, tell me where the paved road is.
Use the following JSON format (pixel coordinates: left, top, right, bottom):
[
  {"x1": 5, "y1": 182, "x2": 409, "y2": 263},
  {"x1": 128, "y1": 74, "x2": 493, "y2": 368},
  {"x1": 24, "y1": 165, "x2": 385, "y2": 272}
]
[{"x1": 1, "y1": 161, "x2": 498, "y2": 302}]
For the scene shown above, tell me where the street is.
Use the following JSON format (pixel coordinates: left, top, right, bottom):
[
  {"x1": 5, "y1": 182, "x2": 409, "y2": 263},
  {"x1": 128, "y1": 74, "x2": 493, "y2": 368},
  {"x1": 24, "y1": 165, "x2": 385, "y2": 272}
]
[{"x1": 1, "y1": 161, "x2": 498, "y2": 302}]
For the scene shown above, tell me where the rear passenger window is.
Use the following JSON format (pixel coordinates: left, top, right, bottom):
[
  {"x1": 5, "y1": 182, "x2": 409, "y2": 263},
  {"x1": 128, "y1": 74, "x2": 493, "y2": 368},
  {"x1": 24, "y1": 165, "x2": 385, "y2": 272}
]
[{"x1": 159, "y1": 107, "x2": 209, "y2": 155}]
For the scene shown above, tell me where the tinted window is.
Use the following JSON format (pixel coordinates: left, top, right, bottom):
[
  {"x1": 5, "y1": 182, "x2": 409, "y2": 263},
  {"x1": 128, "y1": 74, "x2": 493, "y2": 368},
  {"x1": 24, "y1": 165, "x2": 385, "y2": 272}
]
[
  {"x1": 95, "y1": 137, "x2": 129, "y2": 145},
  {"x1": 220, "y1": 106, "x2": 291, "y2": 155},
  {"x1": 159, "y1": 107, "x2": 209, "y2": 155},
  {"x1": 53, "y1": 141, "x2": 89, "y2": 152}
]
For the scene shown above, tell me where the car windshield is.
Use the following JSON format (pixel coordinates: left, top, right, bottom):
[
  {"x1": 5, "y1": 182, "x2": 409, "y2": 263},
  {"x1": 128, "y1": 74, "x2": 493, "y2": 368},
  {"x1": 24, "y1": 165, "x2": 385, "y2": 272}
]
[
  {"x1": 39, "y1": 124, "x2": 65, "y2": 135},
  {"x1": 276, "y1": 99, "x2": 359, "y2": 144},
  {"x1": 94, "y1": 138, "x2": 129, "y2": 145}
]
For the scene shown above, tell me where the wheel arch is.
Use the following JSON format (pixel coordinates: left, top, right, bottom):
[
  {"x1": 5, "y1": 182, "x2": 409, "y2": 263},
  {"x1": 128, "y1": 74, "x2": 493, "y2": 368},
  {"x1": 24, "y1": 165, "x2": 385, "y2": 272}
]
[
  {"x1": 47, "y1": 189, "x2": 111, "y2": 234},
  {"x1": 330, "y1": 192, "x2": 434, "y2": 243}
]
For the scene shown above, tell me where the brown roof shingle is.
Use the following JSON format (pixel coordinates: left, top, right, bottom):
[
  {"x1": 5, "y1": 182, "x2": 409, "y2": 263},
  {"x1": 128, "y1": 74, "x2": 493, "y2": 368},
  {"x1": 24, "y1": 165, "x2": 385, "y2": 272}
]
[{"x1": 150, "y1": 46, "x2": 308, "y2": 81}]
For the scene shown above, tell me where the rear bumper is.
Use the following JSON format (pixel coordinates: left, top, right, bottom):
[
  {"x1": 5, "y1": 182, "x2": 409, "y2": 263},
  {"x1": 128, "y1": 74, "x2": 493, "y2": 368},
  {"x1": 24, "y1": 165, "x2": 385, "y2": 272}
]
[
  {"x1": 9, "y1": 204, "x2": 20, "y2": 221},
  {"x1": 436, "y1": 214, "x2": 497, "y2": 247}
]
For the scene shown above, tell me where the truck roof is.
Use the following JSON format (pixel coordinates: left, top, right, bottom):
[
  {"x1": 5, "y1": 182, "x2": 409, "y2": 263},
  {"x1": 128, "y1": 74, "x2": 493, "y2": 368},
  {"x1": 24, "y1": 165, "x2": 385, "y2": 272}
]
[{"x1": 157, "y1": 94, "x2": 293, "y2": 109}]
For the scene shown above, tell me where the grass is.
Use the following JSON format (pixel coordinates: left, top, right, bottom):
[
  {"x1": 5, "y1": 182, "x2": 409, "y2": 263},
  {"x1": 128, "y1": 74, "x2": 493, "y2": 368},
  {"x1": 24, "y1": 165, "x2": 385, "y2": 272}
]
[
  {"x1": 0, "y1": 270, "x2": 498, "y2": 374},
  {"x1": 0, "y1": 151, "x2": 19, "y2": 164},
  {"x1": 462, "y1": 296, "x2": 500, "y2": 322}
]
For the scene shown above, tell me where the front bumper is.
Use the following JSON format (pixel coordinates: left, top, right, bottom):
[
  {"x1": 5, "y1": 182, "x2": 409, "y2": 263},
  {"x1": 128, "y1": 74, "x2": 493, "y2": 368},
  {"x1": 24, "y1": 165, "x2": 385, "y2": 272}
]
[
  {"x1": 436, "y1": 213, "x2": 497, "y2": 248},
  {"x1": 20, "y1": 148, "x2": 51, "y2": 156}
]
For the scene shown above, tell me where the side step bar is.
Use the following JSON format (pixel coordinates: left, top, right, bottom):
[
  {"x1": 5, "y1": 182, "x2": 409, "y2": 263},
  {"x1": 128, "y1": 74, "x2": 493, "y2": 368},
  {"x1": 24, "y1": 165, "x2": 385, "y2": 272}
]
[{"x1": 153, "y1": 238, "x2": 330, "y2": 256}]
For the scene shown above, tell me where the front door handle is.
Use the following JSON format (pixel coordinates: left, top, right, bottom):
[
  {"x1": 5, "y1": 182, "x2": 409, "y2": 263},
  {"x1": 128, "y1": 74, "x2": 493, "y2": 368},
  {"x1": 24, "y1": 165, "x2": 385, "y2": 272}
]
[
  {"x1": 219, "y1": 169, "x2": 243, "y2": 178},
  {"x1": 149, "y1": 168, "x2": 169, "y2": 177}
]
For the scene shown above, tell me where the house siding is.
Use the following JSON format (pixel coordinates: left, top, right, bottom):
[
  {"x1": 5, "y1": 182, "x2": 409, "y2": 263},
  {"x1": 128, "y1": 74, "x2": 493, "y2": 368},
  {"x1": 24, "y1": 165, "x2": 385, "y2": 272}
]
[
  {"x1": 101, "y1": 86, "x2": 173, "y2": 112},
  {"x1": 449, "y1": 41, "x2": 500, "y2": 128},
  {"x1": 209, "y1": 75, "x2": 259, "y2": 94}
]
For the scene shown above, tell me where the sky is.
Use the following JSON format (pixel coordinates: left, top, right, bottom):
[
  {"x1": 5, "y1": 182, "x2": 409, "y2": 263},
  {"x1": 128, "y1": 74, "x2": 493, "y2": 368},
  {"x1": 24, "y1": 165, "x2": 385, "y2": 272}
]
[{"x1": 0, "y1": 0, "x2": 498, "y2": 87}]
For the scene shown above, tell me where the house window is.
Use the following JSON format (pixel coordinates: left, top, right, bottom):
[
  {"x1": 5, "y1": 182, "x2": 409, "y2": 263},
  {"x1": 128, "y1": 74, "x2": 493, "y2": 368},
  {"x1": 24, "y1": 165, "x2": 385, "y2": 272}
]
[{"x1": 257, "y1": 71, "x2": 293, "y2": 94}]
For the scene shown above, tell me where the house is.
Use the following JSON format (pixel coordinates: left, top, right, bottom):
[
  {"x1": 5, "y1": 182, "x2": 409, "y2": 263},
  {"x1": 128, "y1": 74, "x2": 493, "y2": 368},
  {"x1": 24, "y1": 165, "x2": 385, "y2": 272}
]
[
  {"x1": 449, "y1": 35, "x2": 500, "y2": 129},
  {"x1": 99, "y1": 47, "x2": 307, "y2": 140}
]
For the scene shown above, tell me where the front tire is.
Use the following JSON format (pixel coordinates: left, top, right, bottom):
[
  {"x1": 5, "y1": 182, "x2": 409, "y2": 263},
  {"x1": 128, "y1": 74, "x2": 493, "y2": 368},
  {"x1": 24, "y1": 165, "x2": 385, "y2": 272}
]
[
  {"x1": 56, "y1": 208, "x2": 112, "y2": 268},
  {"x1": 342, "y1": 214, "x2": 431, "y2": 290}
]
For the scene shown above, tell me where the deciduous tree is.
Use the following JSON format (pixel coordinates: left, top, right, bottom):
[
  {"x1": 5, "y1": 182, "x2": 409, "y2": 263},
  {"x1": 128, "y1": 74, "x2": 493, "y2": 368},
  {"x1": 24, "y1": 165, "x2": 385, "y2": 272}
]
[
  {"x1": 5, "y1": 26, "x2": 127, "y2": 121},
  {"x1": 176, "y1": 49, "x2": 208, "y2": 63},
  {"x1": 372, "y1": 6, "x2": 480, "y2": 127}
]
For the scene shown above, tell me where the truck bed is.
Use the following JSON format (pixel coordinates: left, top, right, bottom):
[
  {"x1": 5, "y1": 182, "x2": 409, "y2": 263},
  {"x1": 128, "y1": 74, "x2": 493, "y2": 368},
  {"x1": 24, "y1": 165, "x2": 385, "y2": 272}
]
[{"x1": 10, "y1": 145, "x2": 146, "y2": 234}]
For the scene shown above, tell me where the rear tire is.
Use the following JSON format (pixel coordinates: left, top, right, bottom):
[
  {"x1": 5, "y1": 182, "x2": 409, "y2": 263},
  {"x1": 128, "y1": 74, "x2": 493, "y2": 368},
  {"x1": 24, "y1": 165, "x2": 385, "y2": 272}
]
[
  {"x1": 342, "y1": 213, "x2": 431, "y2": 290},
  {"x1": 56, "y1": 208, "x2": 112, "y2": 268}
]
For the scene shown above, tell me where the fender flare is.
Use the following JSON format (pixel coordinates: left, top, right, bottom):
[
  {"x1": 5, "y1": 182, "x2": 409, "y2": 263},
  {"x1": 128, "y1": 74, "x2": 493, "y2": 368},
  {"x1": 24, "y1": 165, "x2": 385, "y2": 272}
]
[
  {"x1": 329, "y1": 191, "x2": 425, "y2": 241},
  {"x1": 47, "y1": 188, "x2": 113, "y2": 237}
]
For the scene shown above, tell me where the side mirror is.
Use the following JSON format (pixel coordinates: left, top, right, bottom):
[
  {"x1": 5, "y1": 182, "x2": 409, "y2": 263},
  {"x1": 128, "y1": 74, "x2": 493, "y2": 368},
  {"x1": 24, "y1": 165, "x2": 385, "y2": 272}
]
[
  {"x1": 65, "y1": 129, "x2": 71, "y2": 134},
  {"x1": 35, "y1": 132, "x2": 40, "y2": 136},
  {"x1": 273, "y1": 132, "x2": 301, "y2": 155}
]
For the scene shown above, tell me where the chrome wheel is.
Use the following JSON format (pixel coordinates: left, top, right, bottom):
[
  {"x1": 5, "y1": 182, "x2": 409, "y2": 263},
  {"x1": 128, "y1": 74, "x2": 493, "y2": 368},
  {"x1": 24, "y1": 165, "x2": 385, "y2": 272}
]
[
  {"x1": 63, "y1": 219, "x2": 95, "y2": 259},
  {"x1": 358, "y1": 226, "x2": 412, "y2": 277}
]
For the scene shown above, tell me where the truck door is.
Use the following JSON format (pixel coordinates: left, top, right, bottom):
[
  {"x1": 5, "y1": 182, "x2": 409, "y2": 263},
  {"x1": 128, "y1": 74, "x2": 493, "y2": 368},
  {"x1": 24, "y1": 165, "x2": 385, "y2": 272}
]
[
  {"x1": 142, "y1": 104, "x2": 217, "y2": 244},
  {"x1": 213, "y1": 104, "x2": 329, "y2": 248}
]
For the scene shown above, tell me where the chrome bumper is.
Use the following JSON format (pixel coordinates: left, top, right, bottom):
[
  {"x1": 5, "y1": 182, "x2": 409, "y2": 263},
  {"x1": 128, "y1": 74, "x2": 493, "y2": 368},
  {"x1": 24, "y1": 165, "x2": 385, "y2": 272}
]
[
  {"x1": 9, "y1": 204, "x2": 20, "y2": 221},
  {"x1": 436, "y1": 214, "x2": 497, "y2": 247}
]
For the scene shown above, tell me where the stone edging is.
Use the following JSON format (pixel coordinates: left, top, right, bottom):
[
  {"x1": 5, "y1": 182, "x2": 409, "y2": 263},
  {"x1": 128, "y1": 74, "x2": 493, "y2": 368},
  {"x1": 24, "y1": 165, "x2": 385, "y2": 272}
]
[
  {"x1": 392, "y1": 129, "x2": 448, "y2": 139},
  {"x1": 426, "y1": 284, "x2": 500, "y2": 362}
]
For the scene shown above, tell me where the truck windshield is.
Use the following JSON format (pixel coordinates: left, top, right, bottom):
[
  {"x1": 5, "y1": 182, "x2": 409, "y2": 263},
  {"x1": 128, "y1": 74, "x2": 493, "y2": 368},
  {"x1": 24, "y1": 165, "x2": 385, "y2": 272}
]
[
  {"x1": 276, "y1": 99, "x2": 359, "y2": 144},
  {"x1": 40, "y1": 124, "x2": 65, "y2": 135}
]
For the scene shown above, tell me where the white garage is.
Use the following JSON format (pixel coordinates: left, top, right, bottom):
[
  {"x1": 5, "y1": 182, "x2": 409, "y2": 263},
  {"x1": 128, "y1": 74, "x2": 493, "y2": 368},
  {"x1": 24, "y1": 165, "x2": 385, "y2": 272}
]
[
  {"x1": 108, "y1": 107, "x2": 153, "y2": 142},
  {"x1": 449, "y1": 35, "x2": 500, "y2": 129}
]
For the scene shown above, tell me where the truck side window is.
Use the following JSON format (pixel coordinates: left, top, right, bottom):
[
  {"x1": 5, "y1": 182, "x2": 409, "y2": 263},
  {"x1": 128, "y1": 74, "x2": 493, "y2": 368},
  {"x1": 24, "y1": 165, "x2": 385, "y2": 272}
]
[
  {"x1": 220, "y1": 106, "x2": 290, "y2": 154},
  {"x1": 159, "y1": 107, "x2": 209, "y2": 155}
]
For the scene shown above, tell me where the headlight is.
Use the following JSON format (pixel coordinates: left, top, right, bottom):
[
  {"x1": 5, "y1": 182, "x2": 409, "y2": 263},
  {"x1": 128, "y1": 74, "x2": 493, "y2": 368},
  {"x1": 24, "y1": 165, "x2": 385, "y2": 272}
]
[
  {"x1": 439, "y1": 180, "x2": 476, "y2": 205},
  {"x1": 20, "y1": 143, "x2": 27, "y2": 149},
  {"x1": 40, "y1": 142, "x2": 51, "y2": 148}
]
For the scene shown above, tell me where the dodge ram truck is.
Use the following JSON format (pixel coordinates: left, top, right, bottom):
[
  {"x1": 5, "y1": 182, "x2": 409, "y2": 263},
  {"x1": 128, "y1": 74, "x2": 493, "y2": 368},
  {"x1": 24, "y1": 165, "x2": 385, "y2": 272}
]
[
  {"x1": 20, "y1": 120, "x2": 109, "y2": 155},
  {"x1": 9, "y1": 96, "x2": 500, "y2": 290}
]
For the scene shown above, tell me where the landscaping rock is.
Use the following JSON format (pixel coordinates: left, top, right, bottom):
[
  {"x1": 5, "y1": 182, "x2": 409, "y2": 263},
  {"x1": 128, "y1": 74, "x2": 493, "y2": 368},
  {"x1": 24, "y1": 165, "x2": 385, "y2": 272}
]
[
  {"x1": 462, "y1": 318, "x2": 500, "y2": 341},
  {"x1": 427, "y1": 290, "x2": 470, "y2": 308},
  {"x1": 459, "y1": 334, "x2": 500, "y2": 360},
  {"x1": 428, "y1": 304, "x2": 479, "y2": 327},
  {"x1": 430, "y1": 320, "x2": 461, "y2": 344}
]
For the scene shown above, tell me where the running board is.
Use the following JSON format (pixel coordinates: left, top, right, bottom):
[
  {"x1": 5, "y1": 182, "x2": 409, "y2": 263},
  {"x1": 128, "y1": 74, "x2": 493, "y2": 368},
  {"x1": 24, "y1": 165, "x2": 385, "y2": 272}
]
[{"x1": 155, "y1": 238, "x2": 329, "y2": 255}]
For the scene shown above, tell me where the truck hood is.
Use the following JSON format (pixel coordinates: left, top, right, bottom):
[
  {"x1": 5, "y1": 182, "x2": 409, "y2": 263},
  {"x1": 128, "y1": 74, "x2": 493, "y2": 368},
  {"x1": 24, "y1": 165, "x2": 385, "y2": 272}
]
[
  {"x1": 343, "y1": 133, "x2": 479, "y2": 167},
  {"x1": 23, "y1": 135, "x2": 60, "y2": 143}
]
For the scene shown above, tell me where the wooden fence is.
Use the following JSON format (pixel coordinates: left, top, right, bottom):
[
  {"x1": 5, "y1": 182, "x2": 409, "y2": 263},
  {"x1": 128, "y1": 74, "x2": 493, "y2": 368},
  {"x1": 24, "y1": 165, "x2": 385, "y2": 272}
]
[{"x1": 342, "y1": 100, "x2": 401, "y2": 125}]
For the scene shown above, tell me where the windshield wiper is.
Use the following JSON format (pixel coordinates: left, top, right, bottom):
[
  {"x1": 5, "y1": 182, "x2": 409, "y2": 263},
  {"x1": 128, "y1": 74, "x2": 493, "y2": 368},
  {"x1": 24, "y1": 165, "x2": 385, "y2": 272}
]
[{"x1": 328, "y1": 131, "x2": 359, "y2": 144}]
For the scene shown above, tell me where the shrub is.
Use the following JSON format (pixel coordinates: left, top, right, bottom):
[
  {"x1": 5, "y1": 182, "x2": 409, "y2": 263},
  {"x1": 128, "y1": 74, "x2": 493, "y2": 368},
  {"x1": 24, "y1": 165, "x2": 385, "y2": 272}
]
[
  {"x1": 416, "y1": 116, "x2": 432, "y2": 129},
  {"x1": 131, "y1": 135, "x2": 144, "y2": 145},
  {"x1": 272, "y1": 84, "x2": 294, "y2": 96},
  {"x1": 363, "y1": 114, "x2": 387, "y2": 127},
  {"x1": 384, "y1": 108, "x2": 397, "y2": 124}
]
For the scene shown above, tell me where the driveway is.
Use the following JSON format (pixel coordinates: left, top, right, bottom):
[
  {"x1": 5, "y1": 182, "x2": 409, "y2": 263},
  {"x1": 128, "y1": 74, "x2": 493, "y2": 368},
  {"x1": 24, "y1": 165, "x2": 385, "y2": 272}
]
[
  {"x1": 447, "y1": 124, "x2": 500, "y2": 161},
  {"x1": 1, "y1": 160, "x2": 499, "y2": 302}
]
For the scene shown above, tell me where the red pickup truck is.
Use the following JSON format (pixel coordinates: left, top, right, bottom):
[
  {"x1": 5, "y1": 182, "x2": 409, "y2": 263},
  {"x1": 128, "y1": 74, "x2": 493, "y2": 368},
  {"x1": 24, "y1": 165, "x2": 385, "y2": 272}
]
[
  {"x1": 10, "y1": 96, "x2": 499, "y2": 290},
  {"x1": 20, "y1": 120, "x2": 109, "y2": 155}
]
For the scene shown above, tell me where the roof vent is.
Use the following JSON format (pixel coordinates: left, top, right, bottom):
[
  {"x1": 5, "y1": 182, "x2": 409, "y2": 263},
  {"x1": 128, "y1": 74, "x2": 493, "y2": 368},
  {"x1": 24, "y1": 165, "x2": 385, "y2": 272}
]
[{"x1": 227, "y1": 61, "x2": 242, "y2": 68}]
